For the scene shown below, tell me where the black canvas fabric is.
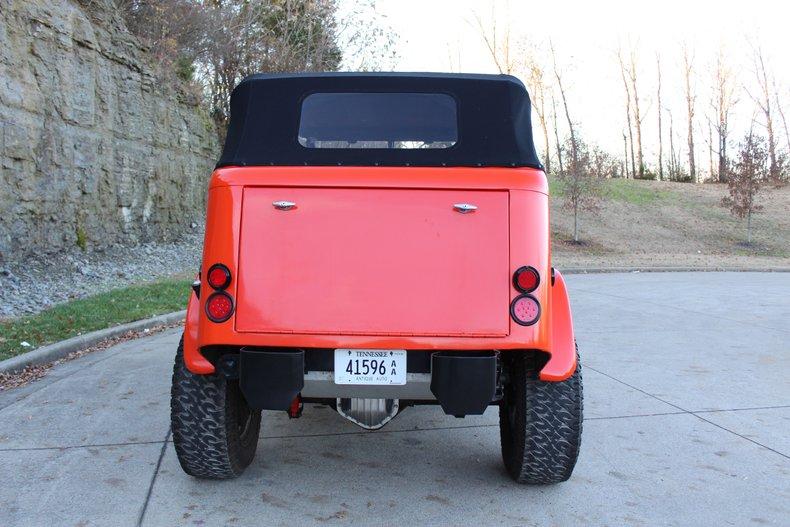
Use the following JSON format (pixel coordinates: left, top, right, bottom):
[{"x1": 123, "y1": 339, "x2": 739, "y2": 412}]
[{"x1": 217, "y1": 72, "x2": 542, "y2": 169}]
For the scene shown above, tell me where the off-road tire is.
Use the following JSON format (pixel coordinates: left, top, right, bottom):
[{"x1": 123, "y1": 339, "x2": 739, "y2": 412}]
[
  {"x1": 499, "y1": 348, "x2": 583, "y2": 484},
  {"x1": 171, "y1": 336, "x2": 261, "y2": 479}
]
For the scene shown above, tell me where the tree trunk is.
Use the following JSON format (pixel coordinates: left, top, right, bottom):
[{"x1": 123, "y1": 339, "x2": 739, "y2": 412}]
[
  {"x1": 719, "y1": 132, "x2": 728, "y2": 183},
  {"x1": 623, "y1": 132, "x2": 629, "y2": 178},
  {"x1": 541, "y1": 116, "x2": 551, "y2": 175},
  {"x1": 778, "y1": 94, "x2": 790, "y2": 155},
  {"x1": 668, "y1": 111, "x2": 676, "y2": 180},
  {"x1": 766, "y1": 110, "x2": 777, "y2": 177},
  {"x1": 713, "y1": 51, "x2": 733, "y2": 184},
  {"x1": 573, "y1": 199, "x2": 579, "y2": 242},
  {"x1": 687, "y1": 112, "x2": 696, "y2": 181},
  {"x1": 708, "y1": 121, "x2": 715, "y2": 181},
  {"x1": 754, "y1": 47, "x2": 777, "y2": 179},
  {"x1": 558, "y1": 82, "x2": 576, "y2": 162},
  {"x1": 618, "y1": 51, "x2": 635, "y2": 178},
  {"x1": 683, "y1": 48, "x2": 696, "y2": 182},
  {"x1": 747, "y1": 208, "x2": 752, "y2": 245},
  {"x1": 551, "y1": 94, "x2": 563, "y2": 174},
  {"x1": 657, "y1": 55, "x2": 663, "y2": 181},
  {"x1": 629, "y1": 51, "x2": 643, "y2": 177},
  {"x1": 552, "y1": 44, "x2": 576, "y2": 160}
]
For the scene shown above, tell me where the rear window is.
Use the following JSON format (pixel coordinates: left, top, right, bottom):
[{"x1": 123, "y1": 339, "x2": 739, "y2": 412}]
[{"x1": 298, "y1": 93, "x2": 457, "y2": 149}]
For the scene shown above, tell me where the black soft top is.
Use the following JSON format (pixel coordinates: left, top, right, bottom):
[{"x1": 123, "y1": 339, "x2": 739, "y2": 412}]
[{"x1": 217, "y1": 72, "x2": 541, "y2": 169}]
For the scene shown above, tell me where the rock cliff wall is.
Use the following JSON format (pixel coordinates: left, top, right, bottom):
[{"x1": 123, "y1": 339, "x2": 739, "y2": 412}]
[{"x1": 0, "y1": 0, "x2": 217, "y2": 262}]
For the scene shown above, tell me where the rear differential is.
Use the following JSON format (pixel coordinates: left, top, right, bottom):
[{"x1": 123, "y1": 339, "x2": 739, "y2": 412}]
[{"x1": 336, "y1": 398, "x2": 399, "y2": 429}]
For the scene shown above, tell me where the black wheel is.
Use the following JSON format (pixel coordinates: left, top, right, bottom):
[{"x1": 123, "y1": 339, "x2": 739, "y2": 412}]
[
  {"x1": 499, "y1": 348, "x2": 583, "y2": 484},
  {"x1": 170, "y1": 336, "x2": 261, "y2": 479}
]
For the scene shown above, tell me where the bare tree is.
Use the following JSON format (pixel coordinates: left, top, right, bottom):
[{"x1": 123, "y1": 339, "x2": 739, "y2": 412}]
[
  {"x1": 667, "y1": 108, "x2": 681, "y2": 180},
  {"x1": 557, "y1": 136, "x2": 602, "y2": 242},
  {"x1": 474, "y1": 5, "x2": 552, "y2": 172},
  {"x1": 617, "y1": 47, "x2": 636, "y2": 178},
  {"x1": 622, "y1": 131, "x2": 628, "y2": 178},
  {"x1": 590, "y1": 143, "x2": 619, "y2": 180},
  {"x1": 710, "y1": 47, "x2": 737, "y2": 182},
  {"x1": 749, "y1": 45, "x2": 782, "y2": 183},
  {"x1": 551, "y1": 42, "x2": 576, "y2": 161},
  {"x1": 337, "y1": 0, "x2": 400, "y2": 71},
  {"x1": 723, "y1": 129, "x2": 768, "y2": 244},
  {"x1": 119, "y1": 0, "x2": 397, "y2": 137},
  {"x1": 656, "y1": 54, "x2": 664, "y2": 180},
  {"x1": 625, "y1": 43, "x2": 645, "y2": 177},
  {"x1": 552, "y1": 93, "x2": 564, "y2": 174},
  {"x1": 778, "y1": 92, "x2": 790, "y2": 155},
  {"x1": 683, "y1": 45, "x2": 697, "y2": 186},
  {"x1": 682, "y1": 45, "x2": 697, "y2": 182},
  {"x1": 474, "y1": 1, "x2": 517, "y2": 74},
  {"x1": 116, "y1": 0, "x2": 208, "y2": 82},
  {"x1": 527, "y1": 63, "x2": 552, "y2": 174},
  {"x1": 550, "y1": 44, "x2": 601, "y2": 242},
  {"x1": 708, "y1": 120, "x2": 715, "y2": 180}
]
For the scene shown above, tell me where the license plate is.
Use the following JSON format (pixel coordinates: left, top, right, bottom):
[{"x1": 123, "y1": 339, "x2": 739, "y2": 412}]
[{"x1": 334, "y1": 349, "x2": 407, "y2": 385}]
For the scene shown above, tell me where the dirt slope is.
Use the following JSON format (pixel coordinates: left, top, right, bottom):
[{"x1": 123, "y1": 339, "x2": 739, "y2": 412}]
[{"x1": 550, "y1": 179, "x2": 790, "y2": 270}]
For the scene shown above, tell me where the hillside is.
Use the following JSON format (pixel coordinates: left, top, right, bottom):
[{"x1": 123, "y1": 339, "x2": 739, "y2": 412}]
[
  {"x1": 0, "y1": 0, "x2": 216, "y2": 263},
  {"x1": 550, "y1": 179, "x2": 790, "y2": 270}
]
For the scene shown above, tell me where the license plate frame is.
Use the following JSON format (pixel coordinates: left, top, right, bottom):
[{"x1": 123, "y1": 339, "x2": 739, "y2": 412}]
[{"x1": 334, "y1": 349, "x2": 407, "y2": 385}]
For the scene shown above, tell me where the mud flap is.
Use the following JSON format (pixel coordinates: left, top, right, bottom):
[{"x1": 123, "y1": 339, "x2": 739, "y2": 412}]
[
  {"x1": 430, "y1": 352, "x2": 497, "y2": 416},
  {"x1": 239, "y1": 348, "x2": 305, "y2": 410}
]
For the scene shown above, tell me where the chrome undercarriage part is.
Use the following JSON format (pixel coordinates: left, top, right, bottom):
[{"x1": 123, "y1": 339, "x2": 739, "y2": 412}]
[
  {"x1": 300, "y1": 372, "x2": 433, "y2": 400},
  {"x1": 336, "y1": 398, "x2": 399, "y2": 430}
]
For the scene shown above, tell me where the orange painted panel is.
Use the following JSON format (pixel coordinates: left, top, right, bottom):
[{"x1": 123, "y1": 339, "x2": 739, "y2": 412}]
[
  {"x1": 235, "y1": 187, "x2": 510, "y2": 336},
  {"x1": 185, "y1": 166, "x2": 571, "y2": 378}
]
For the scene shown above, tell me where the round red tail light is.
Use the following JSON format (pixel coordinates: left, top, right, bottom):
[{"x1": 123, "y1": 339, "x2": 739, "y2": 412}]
[
  {"x1": 513, "y1": 266, "x2": 540, "y2": 293},
  {"x1": 207, "y1": 264, "x2": 231, "y2": 290},
  {"x1": 510, "y1": 294, "x2": 541, "y2": 326},
  {"x1": 205, "y1": 292, "x2": 234, "y2": 322}
]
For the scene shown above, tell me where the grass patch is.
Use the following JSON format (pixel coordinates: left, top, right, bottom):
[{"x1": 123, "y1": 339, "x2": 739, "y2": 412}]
[
  {"x1": 547, "y1": 176, "x2": 563, "y2": 197},
  {"x1": 602, "y1": 179, "x2": 674, "y2": 205},
  {"x1": 0, "y1": 278, "x2": 191, "y2": 361},
  {"x1": 549, "y1": 176, "x2": 674, "y2": 205}
]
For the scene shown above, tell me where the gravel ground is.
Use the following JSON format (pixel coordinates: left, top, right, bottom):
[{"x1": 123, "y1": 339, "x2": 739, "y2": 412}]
[{"x1": 0, "y1": 228, "x2": 202, "y2": 319}]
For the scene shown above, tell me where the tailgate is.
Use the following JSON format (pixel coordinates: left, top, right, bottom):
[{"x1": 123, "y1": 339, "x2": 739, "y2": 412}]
[{"x1": 235, "y1": 187, "x2": 510, "y2": 336}]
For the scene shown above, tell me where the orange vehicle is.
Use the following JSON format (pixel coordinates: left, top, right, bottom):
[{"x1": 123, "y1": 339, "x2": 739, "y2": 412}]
[{"x1": 170, "y1": 73, "x2": 582, "y2": 484}]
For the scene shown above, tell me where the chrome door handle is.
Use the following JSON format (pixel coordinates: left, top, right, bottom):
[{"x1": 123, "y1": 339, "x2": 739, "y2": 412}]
[
  {"x1": 453, "y1": 203, "x2": 477, "y2": 213},
  {"x1": 273, "y1": 200, "x2": 296, "y2": 211}
]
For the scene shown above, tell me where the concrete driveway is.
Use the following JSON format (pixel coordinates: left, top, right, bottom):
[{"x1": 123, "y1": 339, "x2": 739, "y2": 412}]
[{"x1": 1, "y1": 272, "x2": 788, "y2": 526}]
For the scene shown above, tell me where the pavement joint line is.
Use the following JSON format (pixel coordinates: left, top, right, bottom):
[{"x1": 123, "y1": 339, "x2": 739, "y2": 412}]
[
  {"x1": 0, "y1": 412, "x2": 693, "y2": 452},
  {"x1": 693, "y1": 405, "x2": 790, "y2": 414},
  {"x1": 587, "y1": 366, "x2": 790, "y2": 461},
  {"x1": 137, "y1": 427, "x2": 170, "y2": 527},
  {"x1": 0, "y1": 438, "x2": 167, "y2": 453},
  {"x1": 687, "y1": 414, "x2": 790, "y2": 461},
  {"x1": 3, "y1": 406, "x2": 788, "y2": 453},
  {"x1": 572, "y1": 287, "x2": 790, "y2": 335}
]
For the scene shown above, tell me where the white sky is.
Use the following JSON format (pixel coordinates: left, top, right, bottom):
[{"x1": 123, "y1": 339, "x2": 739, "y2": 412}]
[{"x1": 369, "y1": 0, "x2": 790, "y2": 166}]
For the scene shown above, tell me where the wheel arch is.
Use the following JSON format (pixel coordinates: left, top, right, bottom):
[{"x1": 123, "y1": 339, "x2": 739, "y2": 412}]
[
  {"x1": 540, "y1": 269, "x2": 577, "y2": 381},
  {"x1": 184, "y1": 290, "x2": 215, "y2": 374}
]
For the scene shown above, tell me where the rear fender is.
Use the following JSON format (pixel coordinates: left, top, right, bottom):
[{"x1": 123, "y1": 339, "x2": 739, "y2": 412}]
[
  {"x1": 184, "y1": 289, "x2": 215, "y2": 374},
  {"x1": 540, "y1": 269, "x2": 577, "y2": 381}
]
